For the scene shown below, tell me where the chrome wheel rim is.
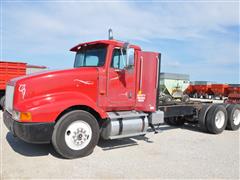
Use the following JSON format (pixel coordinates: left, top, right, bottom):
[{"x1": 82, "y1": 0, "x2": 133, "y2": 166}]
[
  {"x1": 215, "y1": 111, "x2": 225, "y2": 129},
  {"x1": 65, "y1": 120, "x2": 92, "y2": 150},
  {"x1": 233, "y1": 109, "x2": 240, "y2": 126}
]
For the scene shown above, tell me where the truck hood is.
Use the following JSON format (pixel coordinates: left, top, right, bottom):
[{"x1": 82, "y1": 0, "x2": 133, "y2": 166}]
[
  {"x1": 8, "y1": 69, "x2": 56, "y2": 86},
  {"x1": 10, "y1": 67, "x2": 99, "y2": 102}
]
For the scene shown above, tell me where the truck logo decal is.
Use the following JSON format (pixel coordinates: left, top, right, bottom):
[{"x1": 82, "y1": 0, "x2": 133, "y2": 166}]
[
  {"x1": 137, "y1": 93, "x2": 146, "y2": 102},
  {"x1": 19, "y1": 84, "x2": 26, "y2": 99},
  {"x1": 74, "y1": 79, "x2": 94, "y2": 85}
]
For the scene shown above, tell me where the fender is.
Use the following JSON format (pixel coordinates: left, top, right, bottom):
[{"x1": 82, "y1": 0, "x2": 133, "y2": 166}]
[{"x1": 14, "y1": 91, "x2": 108, "y2": 123}]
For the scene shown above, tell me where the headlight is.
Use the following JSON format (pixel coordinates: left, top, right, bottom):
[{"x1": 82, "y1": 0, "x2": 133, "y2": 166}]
[
  {"x1": 12, "y1": 110, "x2": 20, "y2": 120},
  {"x1": 12, "y1": 110, "x2": 32, "y2": 121},
  {"x1": 5, "y1": 85, "x2": 14, "y2": 113}
]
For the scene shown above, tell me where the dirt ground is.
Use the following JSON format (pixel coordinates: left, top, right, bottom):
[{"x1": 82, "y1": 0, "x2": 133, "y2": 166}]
[{"x1": 0, "y1": 111, "x2": 239, "y2": 179}]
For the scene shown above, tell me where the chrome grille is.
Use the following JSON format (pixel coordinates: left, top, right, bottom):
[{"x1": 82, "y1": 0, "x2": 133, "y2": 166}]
[{"x1": 5, "y1": 85, "x2": 14, "y2": 114}]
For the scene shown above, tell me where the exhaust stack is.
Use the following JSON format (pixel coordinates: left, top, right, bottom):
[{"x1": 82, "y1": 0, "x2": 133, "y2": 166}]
[{"x1": 108, "y1": 28, "x2": 113, "y2": 40}]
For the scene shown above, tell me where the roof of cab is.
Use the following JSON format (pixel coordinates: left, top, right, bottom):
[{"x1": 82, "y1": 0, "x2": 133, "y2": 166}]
[{"x1": 70, "y1": 39, "x2": 141, "y2": 52}]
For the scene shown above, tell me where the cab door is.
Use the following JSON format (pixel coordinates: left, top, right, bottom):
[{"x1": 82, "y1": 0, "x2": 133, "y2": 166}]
[{"x1": 107, "y1": 47, "x2": 136, "y2": 110}]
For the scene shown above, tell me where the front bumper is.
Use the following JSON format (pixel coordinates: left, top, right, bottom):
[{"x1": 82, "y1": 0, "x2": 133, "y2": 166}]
[{"x1": 3, "y1": 111, "x2": 54, "y2": 144}]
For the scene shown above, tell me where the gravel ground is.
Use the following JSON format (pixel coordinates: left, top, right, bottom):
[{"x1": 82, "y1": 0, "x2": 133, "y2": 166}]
[{"x1": 0, "y1": 111, "x2": 239, "y2": 179}]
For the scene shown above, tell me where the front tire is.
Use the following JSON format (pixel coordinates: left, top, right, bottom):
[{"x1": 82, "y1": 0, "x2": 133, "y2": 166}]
[{"x1": 52, "y1": 110, "x2": 100, "y2": 159}]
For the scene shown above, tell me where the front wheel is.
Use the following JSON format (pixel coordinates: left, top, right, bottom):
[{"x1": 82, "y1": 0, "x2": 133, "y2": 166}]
[{"x1": 52, "y1": 110, "x2": 100, "y2": 159}]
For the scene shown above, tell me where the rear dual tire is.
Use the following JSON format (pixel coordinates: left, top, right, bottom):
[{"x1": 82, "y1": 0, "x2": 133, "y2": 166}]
[
  {"x1": 226, "y1": 104, "x2": 240, "y2": 131},
  {"x1": 200, "y1": 104, "x2": 240, "y2": 134},
  {"x1": 206, "y1": 105, "x2": 227, "y2": 134}
]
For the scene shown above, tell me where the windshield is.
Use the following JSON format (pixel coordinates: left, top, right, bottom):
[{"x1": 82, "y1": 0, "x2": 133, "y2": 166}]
[{"x1": 74, "y1": 44, "x2": 107, "y2": 67}]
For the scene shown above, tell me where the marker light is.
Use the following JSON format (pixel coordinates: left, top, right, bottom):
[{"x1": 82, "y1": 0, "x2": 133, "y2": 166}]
[
  {"x1": 20, "y1": 112, "x2": 32, "y2": 121},
  {"x1": 12, "y1": 110, "x2": 32, "y2": 121}
]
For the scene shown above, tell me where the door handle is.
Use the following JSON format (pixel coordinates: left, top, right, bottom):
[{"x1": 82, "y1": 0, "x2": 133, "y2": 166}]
[{"x1": 100, "y1": 91, "x2": 105, "y2": 95}]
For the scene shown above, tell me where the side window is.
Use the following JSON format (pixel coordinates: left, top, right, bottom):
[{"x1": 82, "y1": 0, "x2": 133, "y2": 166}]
[{"x1": 111, "y1": 48, "x2": 127, "y2": 69}]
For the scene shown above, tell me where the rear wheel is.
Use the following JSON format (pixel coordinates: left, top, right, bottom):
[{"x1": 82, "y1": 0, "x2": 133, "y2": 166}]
[
  {"x1": 182, "y1": 95, "x2": 190, "y2": 102},
  {"x1": 224, "y1": 98, "x2": 228, "y2": 103},
  {"x1": 198, "y1": 104, "x2": 212, "y2": 132},
  {"x1": 193, "y1": 93, "x2": 198, "y2": 98},
  {"x1": 52, "y1": 110, "x2": 100, "y2": 159},
  {"x1": 226, "y1": 104, "x2": 240, "y2": 131},
  {"x1": 206, "y1": 105, "x2": 227, "y2": 134},
  {"x1": 204, "y1": 94, "x2": 209, "y2": 99},
  {"x1": 163, "y1": 95, "x2": 173, "y2": 103}
]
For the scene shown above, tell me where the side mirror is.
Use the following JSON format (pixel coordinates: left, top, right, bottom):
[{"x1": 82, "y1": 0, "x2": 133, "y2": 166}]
[
  {"x1": 121, "y1": 42, "x2": 134, "y2": 70},
  {"x1": 123, "y1": 42, "x2": 130, "y2": 67},
  {"x1": 125, "y1": 48, "x2": 134, "y2": 70}
]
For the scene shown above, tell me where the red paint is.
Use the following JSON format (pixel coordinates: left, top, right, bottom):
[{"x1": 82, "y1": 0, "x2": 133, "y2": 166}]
[
  {"x1": 70, "y1": 40, "x2": 141, "y2": 52},
  {"x1": 186, "y1": 83, "x2": 240, "y2": 100},
  {"x1": 211, "y1": 84, "x2": 229, "y2": 97},
  {"x1": 228, "y1": 85, "x2": 240, "y2": 95},
  {"x1": 226, "y1": 85, "x2": 240, "y2": 104},
  {"x1": 196, "y1": 85, "x2": 211, "y2": 95},
  {"x1": 0, "y1": 61, "x2": 26, "y2": 90},
  {"x1": 225, "y1": 93, "x2": 240, "y2": 104},
  {"x1": 135, "y1": 51, "x2": 159, "y2": 112},
  {"x1": 8, "y1": 40, "x2": 160, "y2": 123}
]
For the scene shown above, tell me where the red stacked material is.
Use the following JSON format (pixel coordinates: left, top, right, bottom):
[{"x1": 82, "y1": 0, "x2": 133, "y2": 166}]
[{"x1": 0, "y1": 61, "x2": 26, "y2": 90}]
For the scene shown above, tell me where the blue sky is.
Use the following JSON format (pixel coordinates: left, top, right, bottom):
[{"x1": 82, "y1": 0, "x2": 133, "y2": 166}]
[{"x1": 1, "y1": 1, "x2": 239, "y2": 83}]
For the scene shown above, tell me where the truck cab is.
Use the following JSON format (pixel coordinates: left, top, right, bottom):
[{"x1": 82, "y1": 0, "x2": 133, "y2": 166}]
[
  {"x1": 3, "y1": 39, "x2": 161, "y2": 158},
  {"x1": 70, "y1": 40, "x2": 160, "y2": 112}
]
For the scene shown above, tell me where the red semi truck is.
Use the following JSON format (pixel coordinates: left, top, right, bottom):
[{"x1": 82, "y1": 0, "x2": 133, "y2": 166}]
[{"x1": 3, "y1": 35, "x2": 240, "y2": 159}]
